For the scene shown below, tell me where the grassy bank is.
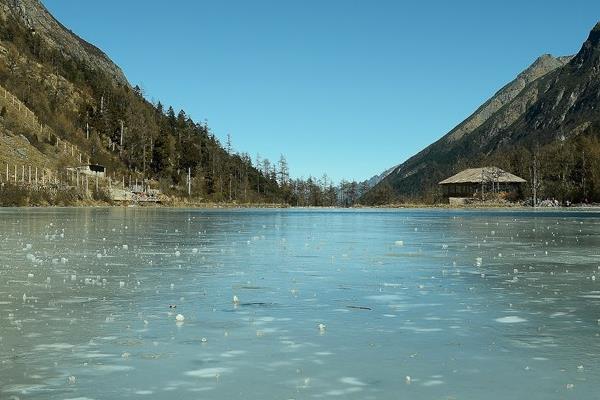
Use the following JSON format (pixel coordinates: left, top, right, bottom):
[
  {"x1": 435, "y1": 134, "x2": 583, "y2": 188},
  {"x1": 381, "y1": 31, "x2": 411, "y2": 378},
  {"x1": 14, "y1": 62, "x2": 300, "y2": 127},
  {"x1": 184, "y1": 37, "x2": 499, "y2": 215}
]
[{"x1": 0, "y1": 183, "x2": 289, "y2": 208}]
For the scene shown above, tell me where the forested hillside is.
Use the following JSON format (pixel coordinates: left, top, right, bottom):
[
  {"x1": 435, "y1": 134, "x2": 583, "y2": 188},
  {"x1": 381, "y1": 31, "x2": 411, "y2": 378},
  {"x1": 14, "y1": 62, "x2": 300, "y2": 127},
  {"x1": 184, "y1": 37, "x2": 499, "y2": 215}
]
[
  {"x1": 0, "y1": 0, "x2": 285, "y2": 203},
  {"x1": 364, "y1": 22, "x2": 600, "y2": 205}
]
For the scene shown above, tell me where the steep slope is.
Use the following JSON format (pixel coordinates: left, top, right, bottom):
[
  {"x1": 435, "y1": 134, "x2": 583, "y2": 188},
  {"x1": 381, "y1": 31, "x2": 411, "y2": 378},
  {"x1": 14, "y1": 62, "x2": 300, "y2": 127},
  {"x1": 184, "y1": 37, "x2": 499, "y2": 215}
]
[
  {"x1": 362, "y1": 26, "x2": 600, "y2": 203},
  {"x1": 0, "y1": 0, "x2": 127, "y2": 84},
  {"x1": 502, "y1": 23, "x2": 600, "y2": 146},
  {"x1": 0, "y1": 0, "x2": 285, "y2": 203},
  {"x1": 445, "y1": 54, "x2": 572, "y2": 143}
]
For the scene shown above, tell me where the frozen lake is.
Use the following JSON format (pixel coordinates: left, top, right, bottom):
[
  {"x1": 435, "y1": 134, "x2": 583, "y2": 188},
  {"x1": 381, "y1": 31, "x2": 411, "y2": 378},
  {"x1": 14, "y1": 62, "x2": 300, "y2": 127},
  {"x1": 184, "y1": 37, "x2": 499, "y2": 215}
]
[{"x1": 1, "y1": 208, "x2": 600, "y2": 399}]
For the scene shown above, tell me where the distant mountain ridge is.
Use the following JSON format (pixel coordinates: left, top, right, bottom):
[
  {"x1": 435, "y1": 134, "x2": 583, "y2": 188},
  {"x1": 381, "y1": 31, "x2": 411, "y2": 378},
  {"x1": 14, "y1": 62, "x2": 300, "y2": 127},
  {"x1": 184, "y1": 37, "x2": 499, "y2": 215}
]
[
  {"x1": 363, "y1": 23, "x2": 600, "y2": 203},
  {"x1": 360, "y1": 164, "x2": 398, "y2": 190}
]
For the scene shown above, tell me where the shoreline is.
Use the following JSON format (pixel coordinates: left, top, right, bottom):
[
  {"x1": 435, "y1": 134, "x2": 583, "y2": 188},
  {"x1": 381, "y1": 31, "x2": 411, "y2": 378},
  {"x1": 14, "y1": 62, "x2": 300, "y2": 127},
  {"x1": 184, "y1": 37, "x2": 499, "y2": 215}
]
[{"x1": 3, "y1": 201, "x2": 600, "y2": 211}]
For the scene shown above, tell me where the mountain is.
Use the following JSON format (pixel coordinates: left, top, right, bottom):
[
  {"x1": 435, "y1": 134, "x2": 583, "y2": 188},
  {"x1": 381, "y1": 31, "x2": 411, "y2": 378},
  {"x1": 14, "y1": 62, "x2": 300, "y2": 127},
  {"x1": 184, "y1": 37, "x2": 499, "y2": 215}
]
[
  {"x1": 363, "y1": 22, "x2": 600, "y2": 204},
  {"x1": 360, "y1": 164, "x2": 398, "y2": 190},
  {"x1": 1, "y1": 0, "x2": 127, "y2": 84},
  {"x1": 0, "y1": 0, "x2": 285, "y2": 204}
]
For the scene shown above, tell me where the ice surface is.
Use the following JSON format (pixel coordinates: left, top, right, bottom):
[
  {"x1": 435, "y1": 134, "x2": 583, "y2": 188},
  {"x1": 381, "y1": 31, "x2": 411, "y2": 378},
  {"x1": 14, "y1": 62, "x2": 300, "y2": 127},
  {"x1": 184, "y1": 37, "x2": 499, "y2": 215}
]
[{"x1": 2, "y1": 208, "x2": 600, "y2": 399}]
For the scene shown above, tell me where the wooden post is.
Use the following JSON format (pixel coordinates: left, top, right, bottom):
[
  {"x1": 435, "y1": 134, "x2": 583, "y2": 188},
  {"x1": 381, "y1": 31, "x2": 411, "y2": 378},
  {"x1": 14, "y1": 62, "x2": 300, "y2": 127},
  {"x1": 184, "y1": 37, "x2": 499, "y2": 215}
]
[
  {"x1": 28, "y1": 165, "x2": 31, "y2": 184},
  {"x1": 120, "y1": 120, "x2": 124, "y2": 149},
  {"x1": 188, "y1": 167, "x2": 191, "y2": 197},
  {"x1": 14, "y1": 165, "x2": 17, "y2": 183}
]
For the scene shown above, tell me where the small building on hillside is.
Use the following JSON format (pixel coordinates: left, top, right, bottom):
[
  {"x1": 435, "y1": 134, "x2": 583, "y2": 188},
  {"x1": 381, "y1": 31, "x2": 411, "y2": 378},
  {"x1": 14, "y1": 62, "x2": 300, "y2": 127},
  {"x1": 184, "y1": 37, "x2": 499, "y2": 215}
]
[
  {"x1": 439, "y1": 167, "x2": 526, "y2": 201},
  {"x1": 75, "y1": 164, "x2": 106, "y2": 177}
]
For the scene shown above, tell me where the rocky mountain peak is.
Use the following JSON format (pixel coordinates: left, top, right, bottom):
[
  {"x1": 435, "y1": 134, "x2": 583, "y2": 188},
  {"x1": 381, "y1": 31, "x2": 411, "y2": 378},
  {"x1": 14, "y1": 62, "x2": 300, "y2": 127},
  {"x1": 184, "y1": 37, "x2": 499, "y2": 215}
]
[
  {"x1": 0, "y1": 0, "x2": 128, "y2": 85},
  {"x1": 571, "y1": 21, "x2": 600, "y2": 68},
  {"x1": 590, "y1": 21, "x2": 600, "y2": 41}
]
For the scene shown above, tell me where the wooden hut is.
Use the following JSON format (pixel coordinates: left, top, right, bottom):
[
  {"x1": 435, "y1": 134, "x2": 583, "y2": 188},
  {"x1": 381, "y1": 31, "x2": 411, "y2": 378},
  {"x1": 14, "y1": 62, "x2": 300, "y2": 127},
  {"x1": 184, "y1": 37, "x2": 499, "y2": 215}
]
[
  {"x1": 75, "y1": 164, "x2": 106, "y2": 177},
  {"x1": 439, "y1": 167, "x2": 526, "y2": 200}
]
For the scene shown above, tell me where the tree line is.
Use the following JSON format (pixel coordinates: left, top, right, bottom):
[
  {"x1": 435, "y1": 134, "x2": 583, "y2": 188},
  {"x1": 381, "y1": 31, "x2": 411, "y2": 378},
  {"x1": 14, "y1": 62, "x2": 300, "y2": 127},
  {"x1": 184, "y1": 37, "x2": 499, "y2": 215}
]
[
  {"x1": 482, "y1": 133, "x2": 600, "y2": 205},
  {"x1": 0, "y1": 15, "x2": 372, "y2": 206}
]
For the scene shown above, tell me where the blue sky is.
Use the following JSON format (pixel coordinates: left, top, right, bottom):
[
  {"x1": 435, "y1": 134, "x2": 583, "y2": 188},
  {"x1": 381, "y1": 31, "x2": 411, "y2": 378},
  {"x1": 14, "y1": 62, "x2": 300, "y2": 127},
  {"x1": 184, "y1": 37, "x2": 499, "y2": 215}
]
[{"x1": 44, "y1": 0, "x2": 600, "y2": 182}]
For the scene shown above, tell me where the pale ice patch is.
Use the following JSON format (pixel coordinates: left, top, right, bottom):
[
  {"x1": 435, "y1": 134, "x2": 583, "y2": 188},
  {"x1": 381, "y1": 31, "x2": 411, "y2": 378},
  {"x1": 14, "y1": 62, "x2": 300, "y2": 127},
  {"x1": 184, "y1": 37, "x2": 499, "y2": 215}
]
[
  {"x1": 134, "y1": 390, "x2": 153, "y2": 395},
  {"x1": 267, "y1": 360, "x2": 294, "y2": 368},
  {"x1": 366, "y1": 294, "x2": 402, "y2": 302},
  {"x1": 54, "y1": 297, "x2": 96, "y2": 304},
  {"x1": 495, "y1": 316, "x2": 527, "y2": 323},
  {"x1": 188, "y1": 387, "x2": 216, "y2": 392},
  {"x1": 220, "y1": 350, "x2": 246, "y2": 358},
  {"x1": 34, "y1": 343, "x2": 75, "y2": 351},
  {"x1": 2, "y1": 384, "x2": 48, "y2": 394},
  {"x1": 94, "y1": 365, "x2": 134, "y2": 372},
  {"x1": 382, "y1": 282, "x2": 403, "y2": 287},
  {"x1": 422, "y1": 380, "x2": 445, "y2": 386},
  {"x1": 550, "y1": 312, "x2": 570, "y2": 317},
  {"x1": 185, "y1": 367, "x2": 231, "y2": 378},
  {"x1": 63, "y1": 398, "x2": 96, "y2": 400},
  {"x1": 324, "y1": 387, "x2": 363, "y2": 396},
  {"x1": 340, "y1": 377, "x2": 366, "y2": 386},
  {"x1": 399, "y1": 327, "x2": 443, "y2": 333},
  {"x1": 74, "y1": 352, "x2": 113, "y2": 359}
]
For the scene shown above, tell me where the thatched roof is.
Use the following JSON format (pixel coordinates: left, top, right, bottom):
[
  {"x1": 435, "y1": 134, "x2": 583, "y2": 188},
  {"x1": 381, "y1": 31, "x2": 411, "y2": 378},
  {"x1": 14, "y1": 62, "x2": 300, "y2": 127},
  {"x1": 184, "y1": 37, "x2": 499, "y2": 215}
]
[{"x1": 439, "y1": 167, "x2": 526, "y2": 185}]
